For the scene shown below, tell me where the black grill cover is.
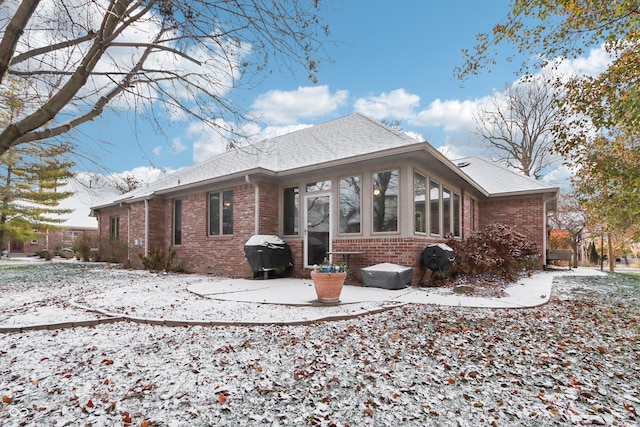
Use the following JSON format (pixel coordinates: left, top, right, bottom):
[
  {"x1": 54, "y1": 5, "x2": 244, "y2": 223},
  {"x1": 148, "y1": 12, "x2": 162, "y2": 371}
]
[
  {"x1": 421, "y1": 243, "x2": 455, "y2": 271},
  {"x1": 244, "y1": 235, "x2": 293, "y2": 276}
]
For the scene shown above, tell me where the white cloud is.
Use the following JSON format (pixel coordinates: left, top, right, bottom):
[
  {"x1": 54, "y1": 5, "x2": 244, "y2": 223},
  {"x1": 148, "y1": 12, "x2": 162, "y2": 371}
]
[
  {"x1": 251, "y1": 85, "x2": 348, "y2": 125},
  {"x1": 170, "y1": 138, "x2": 188, "y2": 154},
  {"x1": 544, "y1": 44, "x2": 615, "y2": 79},
  {"x1": 152, "y1": 145, "x2": 162, "y2": 156},
  {"x1": 412, "y1": 98, "x2": 484, "y2": 132},
  {"x1": 188, "y1": 121, "x2": 229, "y2": 162},
  {"x1": 354, "y1": 89, "x2": 420, "y2": 121}
]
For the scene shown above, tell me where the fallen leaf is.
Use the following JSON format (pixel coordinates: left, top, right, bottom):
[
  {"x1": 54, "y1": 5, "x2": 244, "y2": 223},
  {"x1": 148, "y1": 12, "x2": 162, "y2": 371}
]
[
  {"x1": 217, "y1": 394, "x2": 227, "y2": 403},
  {"x1": 2, "y1": 395, "x2": 12, "y2": 403}
]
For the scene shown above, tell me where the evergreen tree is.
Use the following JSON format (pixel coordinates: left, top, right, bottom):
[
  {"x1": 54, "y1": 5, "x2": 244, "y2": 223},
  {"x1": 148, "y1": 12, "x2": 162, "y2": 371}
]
[
  {"x1": 0, "y1": 141, "x2": 75, "y2": 248},
  {"x1": 0, "y1": 80, "x2": 75, "y2": 249}
]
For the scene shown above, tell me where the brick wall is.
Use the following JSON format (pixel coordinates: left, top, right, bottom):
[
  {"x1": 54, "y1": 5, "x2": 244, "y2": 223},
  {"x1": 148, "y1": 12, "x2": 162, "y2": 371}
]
[
  {"x1": 96, "y1": 185, "x2": 548, "y2": 279},
  {"x1": 328, "y1": 237, "x2": 443, "y2": 285},
  {"x1": 479, "y1": 196, "x2": 545, "y2": 267},
  {"x1": 159, "y1": 183, "x2": 258, "y2": 276}
]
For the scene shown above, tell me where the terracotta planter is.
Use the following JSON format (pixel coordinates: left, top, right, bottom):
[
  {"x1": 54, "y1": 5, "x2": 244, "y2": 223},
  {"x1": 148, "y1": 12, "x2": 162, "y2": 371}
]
[{"x1": 311, "y1": 271, "x2": 347, "y2": 304}]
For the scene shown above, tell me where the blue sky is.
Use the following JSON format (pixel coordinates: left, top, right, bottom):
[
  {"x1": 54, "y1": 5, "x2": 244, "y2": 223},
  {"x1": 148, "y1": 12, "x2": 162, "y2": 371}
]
[{"x1": 77, "y1": 0, "x2": 609, "y2": 188}]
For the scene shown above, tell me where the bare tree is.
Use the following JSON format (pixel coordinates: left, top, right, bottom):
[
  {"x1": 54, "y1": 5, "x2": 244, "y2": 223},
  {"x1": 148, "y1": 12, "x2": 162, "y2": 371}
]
[
  {"x1": 110, "y1": 173, "x2": 141, "y2": 194},
  {"x1": 548, "y1": 193, "x2": 586, "y2": 268},
  {"x1": 0, "y1": 0, "x2": 329, "y2": 156},
  {"x1": 474, "y1": 74, "x2": 561, "y2": 179}
]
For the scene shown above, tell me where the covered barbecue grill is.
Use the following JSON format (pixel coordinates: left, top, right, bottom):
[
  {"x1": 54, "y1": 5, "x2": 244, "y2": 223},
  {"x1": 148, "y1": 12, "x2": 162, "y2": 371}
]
[
  {"x1": 420, "y1": 243, "x2": 455, "y2": 283},
  {"x1": 244, "y1": 235, "x2": 293, "y2": 278}
]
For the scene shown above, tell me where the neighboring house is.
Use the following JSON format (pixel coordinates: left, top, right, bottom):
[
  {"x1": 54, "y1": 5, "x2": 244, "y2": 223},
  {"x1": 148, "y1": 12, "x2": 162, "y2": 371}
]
[
  {"x1": 4, "y1": 179, "x2": 114, "y2": 257},
  {"x1": 91, "y1": 114, "x2": 559, "y2": 283}
]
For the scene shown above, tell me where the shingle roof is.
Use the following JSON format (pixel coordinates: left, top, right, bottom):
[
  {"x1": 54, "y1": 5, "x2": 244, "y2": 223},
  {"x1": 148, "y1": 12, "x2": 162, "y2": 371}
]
[
  {"x1": 97, "y1": 113, "x2": 420, "y2": 205},
  {"x1": 94, "y1": 114, "x2": 558, "y2": 209},
  {"x1": 454, "y1": 156, "x2": 557, "y2": 196}
]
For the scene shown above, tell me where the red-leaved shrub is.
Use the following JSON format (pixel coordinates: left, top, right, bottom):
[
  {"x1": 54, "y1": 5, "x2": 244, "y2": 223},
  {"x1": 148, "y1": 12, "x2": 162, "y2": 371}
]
[{"x1": 446, "y1": 223, "x2": 539, "y2": 282}]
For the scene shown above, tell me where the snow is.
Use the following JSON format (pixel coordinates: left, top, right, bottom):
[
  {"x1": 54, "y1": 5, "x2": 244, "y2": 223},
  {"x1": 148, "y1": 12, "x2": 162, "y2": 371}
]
[
  {"x1": 1, "y1": 259, "x2": 638, "y2": 426},
  {"x1": 361, "y1": 262, "x2": 411, "y2": 272}
]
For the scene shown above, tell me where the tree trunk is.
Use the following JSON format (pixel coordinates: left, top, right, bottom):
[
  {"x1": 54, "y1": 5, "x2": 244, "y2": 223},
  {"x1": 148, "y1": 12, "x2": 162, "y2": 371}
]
[{"x1": 607, "y1": 232, "x2": 615, "y2": 272}]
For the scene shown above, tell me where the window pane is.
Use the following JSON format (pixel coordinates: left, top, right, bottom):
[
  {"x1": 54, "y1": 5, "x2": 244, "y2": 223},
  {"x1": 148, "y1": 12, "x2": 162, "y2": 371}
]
[
  {"x1": 222, "y1": 190, "x2": 233, "y2": 235},
  {"x1": 453, "y1": 193, "x2": 461, "y2": 237},
  {"x1": 209, "y1": 193, "x2": 220, "y2": 235},
  {"x1": 372, "y1": 170, "x2": 399, "y2": 232},
  {"x1": 110, "y1": 217, "x2": 119, "y2": 239},
  {"x1": 174, "y1": 199, "x2": 182, "y2": 245},
  {"x1": 339, "y1": 176, "x2": 361, "y2": 233},
  {"x1": 283, "y1": 186, "x2": 299, "y2": 235},
  {"x1": 443, "y1": 187, "x2": 451, "y2": 235},
  {"x1": 430, "y1": 180, "x2": 440, "y2": 235},
  {"x1": 306, "y1": 180, "x2": 331, "y2": 192},
  {"x1": 414, "y1": 172, "x2": 426, "y2": 233}
]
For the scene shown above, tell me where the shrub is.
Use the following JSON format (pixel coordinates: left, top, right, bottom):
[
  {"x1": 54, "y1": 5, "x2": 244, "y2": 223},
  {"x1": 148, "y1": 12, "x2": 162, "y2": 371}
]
[
  {"x1": 72, "y1": 233, "x2": 93, "y2": 262},
  {"x1": 446, "y1": 223, "x2": 539, "y2": 282},
  {"x1": 96, "y1": 238, "x2": 129, "y2": 265},
  {"x1": 139, "y1": 247, "x2": 177, "y2": 272}
]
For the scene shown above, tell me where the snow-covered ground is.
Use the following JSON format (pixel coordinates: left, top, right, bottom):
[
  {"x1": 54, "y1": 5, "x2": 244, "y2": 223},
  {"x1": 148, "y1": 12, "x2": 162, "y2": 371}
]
[{"x1": 0, "y1": 260, "x2": 638, "y2": 426}]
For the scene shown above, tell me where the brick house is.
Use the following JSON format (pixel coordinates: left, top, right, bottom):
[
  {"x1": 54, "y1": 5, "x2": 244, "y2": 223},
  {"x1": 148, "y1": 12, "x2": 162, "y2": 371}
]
[
  {"x1": 2, "y1": 179, "x2": 110, "y2": 257},
  {"x1": 91, "y1": 114, "x2": 558, "y2": 283}
]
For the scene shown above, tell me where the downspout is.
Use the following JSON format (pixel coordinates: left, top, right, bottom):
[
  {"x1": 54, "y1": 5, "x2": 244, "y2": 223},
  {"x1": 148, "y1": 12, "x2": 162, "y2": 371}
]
[
  {"x1": 144, "y1": 198, "x2": 149, "y2": 255},
  {"x1": 119, "y1": 202, "x2": 131, "y2": 263},
  {"x1": 128, "y1": 205, "x2": 131, "y2": 263},
  {"x1": 245, "y1": 175, "x2": 259, "y2": 235}
]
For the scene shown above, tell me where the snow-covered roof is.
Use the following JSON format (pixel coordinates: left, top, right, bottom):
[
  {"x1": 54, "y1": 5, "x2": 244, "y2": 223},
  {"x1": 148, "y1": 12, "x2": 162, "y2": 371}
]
[
  {"x1": 95, "y1": 113, "x2": 421, "y2": 206},
  {"x1": 56, "y1": 179, "x2": 117, "y2": 229},
  {"x1": 93, "y1": 114, "x2": 558, "y2": 209},
  {"x1": 454, "y1": 157, "x2": 557, "y2": 197}
]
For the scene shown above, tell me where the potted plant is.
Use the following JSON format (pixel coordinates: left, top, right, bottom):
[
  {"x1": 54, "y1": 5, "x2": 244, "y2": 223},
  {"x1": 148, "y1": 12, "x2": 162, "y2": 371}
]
[{"x1": 310, "y1": 259, "x2": 348, "y2": 304}]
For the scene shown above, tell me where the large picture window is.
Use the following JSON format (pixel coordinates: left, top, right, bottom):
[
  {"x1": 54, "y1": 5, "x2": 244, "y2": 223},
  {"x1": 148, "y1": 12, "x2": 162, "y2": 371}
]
[
  {"x1": 283, "y1": 186, "x2": 299, "y2": 235},
  {"x1": 414, "y1": 172, "x2": 427, "y2": 233},
  {"x1": 373, "y1": 170, "x2": 399, "y2": 232},
  {"x1": 430, "y1": 180, "x2": 440, "y2": 235},
  {"x1": 339, "y1": 176, "x2": 361, "y2": 233},
  {"x1": 174, "y1": 199, "x2": 182, "y2": 245},
  {"x1": 209, "y1": 190, "x2": 233, "y2": 235}
]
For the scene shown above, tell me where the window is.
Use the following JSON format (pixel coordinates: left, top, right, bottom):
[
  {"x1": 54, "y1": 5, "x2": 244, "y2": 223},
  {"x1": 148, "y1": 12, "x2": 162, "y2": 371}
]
[
  {"x1": 372, "y1": 170, "x2": 399, "y2": 232},
  {"x1": 414, "y1": 172, "x2": 427, "y2": 233},
  {"x1": 283, "y1": 186, "x2": 299, "y2": 235},
  {"x1": 453, "y1": 193, "x2": 461, "y2": 237},
  {"x1": 110, "y1": 216, "x2": 120, "y2": 239},
  {"x1": 209, "y1": 190, "x2": 233, "y2": 235},
  {"x1": 62, "y1": 230, "x2": 84, "y2": 244},
  {"x1": 430, "y1": 180, "x2": 440, "y2": 235},
  {"x1": 339, "y1": 176, "x2": 361, "y2": 233},
  {"x1": 470, "y1": 199, "x2": 476, "y2": 231},
  {"x1": 306, "y1": 180, "x2": 331, "y2": 192},
  {"x1": 174, "y1": 199, "x2": 182, "y2": 245},
  {"x1": 443, "y1": 187, "x2": 451, "y2": 235}
]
